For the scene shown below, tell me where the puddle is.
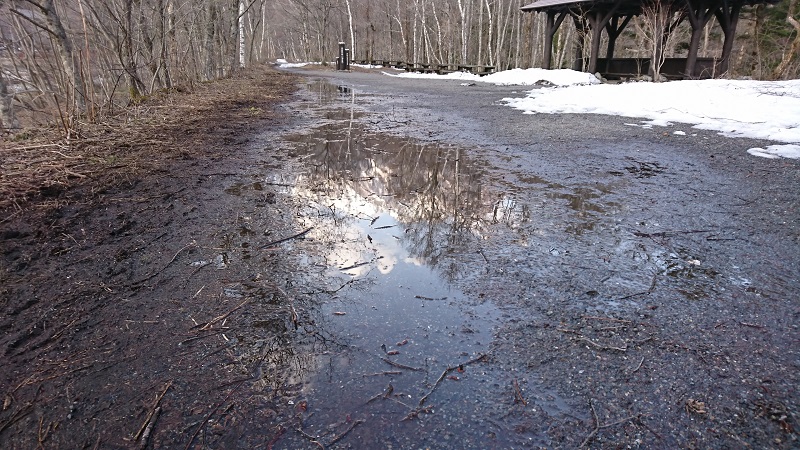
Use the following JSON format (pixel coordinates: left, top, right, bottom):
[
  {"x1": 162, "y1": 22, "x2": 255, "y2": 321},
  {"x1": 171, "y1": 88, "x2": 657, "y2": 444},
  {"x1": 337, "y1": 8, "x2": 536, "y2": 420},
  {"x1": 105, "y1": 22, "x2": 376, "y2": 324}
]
[
  {"x1": 259, "y1": 92, "x2": 587, "y2": 445},
  {"x1": 269, "y1": 122, "x2": 517, "y2": 448},
  {"x1": 260, "y1": 82, "x2": 623, "y2": 447},
  {"x1": 307, "y1": 80, "x2": 356, "y2": 105}
]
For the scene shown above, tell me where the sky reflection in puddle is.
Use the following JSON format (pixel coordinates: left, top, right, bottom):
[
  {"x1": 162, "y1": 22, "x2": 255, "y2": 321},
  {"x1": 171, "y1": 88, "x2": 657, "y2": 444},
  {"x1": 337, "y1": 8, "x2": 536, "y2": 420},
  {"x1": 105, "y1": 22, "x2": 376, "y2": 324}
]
[{"x1": 269, "y1": 110, "x2": 524, "y2": 448}]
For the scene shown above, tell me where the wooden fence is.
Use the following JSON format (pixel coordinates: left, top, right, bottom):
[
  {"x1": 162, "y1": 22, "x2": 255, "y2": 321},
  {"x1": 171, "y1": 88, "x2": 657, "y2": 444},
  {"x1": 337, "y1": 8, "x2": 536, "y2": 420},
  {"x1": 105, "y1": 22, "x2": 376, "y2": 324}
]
[{"x1": 353, "y1": 60, "x2": 496, "y2": 76}]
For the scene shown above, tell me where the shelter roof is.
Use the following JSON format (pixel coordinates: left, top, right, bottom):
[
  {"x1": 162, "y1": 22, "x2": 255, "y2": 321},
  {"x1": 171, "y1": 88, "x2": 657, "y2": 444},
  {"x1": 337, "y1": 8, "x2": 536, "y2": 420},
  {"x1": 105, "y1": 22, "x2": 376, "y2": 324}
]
[
  {"x1": 521, "y1": 0, "x2": 781, "y2": 12},
  {"x1": 521, "y1": 0, "x2": 592, "y2": 10}
]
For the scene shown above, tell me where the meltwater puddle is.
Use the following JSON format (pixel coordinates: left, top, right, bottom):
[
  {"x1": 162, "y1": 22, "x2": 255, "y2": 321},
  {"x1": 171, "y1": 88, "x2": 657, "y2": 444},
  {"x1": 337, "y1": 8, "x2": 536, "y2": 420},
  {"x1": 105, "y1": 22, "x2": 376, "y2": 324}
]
[{"x1": 268, "y1": 105, "x2": 523, "y2": 448}]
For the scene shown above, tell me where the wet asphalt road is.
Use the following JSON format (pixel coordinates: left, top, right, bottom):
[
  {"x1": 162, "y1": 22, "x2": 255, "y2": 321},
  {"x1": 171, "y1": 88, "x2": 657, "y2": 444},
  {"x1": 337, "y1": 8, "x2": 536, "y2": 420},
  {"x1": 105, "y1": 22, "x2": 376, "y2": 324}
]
[{"x1": 275, "y1": 66, "x2": 800, "y2": 449}]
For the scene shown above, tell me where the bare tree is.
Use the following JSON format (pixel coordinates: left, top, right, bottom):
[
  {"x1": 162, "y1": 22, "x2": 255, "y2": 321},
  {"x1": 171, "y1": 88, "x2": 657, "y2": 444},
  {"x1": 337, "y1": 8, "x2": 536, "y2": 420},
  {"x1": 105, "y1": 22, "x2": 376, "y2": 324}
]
[
  {"x1": 12, "y1": 0, "x2": 87, "y2": 111},
  {"x1": 637, "y1": 0, "x2": 682, "y2": 80},
  {"x1": 0, "y1": 69, "x2": 20, "y2": 131},
  {"x1": 773, "y1": 0, "x2": 800, "y2": 78}
]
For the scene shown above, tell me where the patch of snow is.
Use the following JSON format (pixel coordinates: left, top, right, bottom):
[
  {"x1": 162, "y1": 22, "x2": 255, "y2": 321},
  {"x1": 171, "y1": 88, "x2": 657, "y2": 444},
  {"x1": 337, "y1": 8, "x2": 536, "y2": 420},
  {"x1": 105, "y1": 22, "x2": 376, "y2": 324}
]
[
  {"x1": 747, "y1": 144, "x2": 800, "y2": 159},
  {"x1": 277, "y1": 61, "x2": 321, "y2": 68},
  {"x1": 387, "y1": 67, "x2": 599, "y2": 87},
  {"x1": 482, "y1": 68, "x2": 600, "y2": 86},
  {"x1": 502, "y1": 77, "x2": 800, "y2": 158}
]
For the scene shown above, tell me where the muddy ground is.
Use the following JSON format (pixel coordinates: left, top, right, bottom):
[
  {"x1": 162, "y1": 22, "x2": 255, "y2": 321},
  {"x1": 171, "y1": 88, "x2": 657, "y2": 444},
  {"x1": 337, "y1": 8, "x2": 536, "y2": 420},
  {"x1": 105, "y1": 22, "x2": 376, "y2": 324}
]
[{"x1": 2, "y1": 64, "x2": 799, "y2": 449}]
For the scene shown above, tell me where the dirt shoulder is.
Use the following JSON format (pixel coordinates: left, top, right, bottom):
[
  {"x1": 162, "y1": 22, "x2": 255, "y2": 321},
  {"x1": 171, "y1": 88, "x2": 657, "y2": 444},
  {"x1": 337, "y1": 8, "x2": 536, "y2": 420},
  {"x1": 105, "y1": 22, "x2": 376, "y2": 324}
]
[{"x1": 1, "y1": 66, "x2": 304, "y2": 448}]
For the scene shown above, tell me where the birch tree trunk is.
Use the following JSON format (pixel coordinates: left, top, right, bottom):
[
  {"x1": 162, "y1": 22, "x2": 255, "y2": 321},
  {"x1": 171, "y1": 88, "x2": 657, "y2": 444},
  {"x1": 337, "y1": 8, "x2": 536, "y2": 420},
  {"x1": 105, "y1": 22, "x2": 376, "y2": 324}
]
[
  {"x1": 0, "y1": 70, "x2": 20, "y2": 132},
  {"x1": 484, "y1": 0, "x2": 493, "y2": 65},
  {"x1": 477, "y1": 0, "x2": 484, "y2": 64},
  {"x1": 239, "y1": 0, "x2": 245, "y2": 68},
  {"x1": 345, "y1": 0, "x2": 355, "y2": 58},
  {"x1": 458, "y1": 0, "x2": 468, "y2": 64}
]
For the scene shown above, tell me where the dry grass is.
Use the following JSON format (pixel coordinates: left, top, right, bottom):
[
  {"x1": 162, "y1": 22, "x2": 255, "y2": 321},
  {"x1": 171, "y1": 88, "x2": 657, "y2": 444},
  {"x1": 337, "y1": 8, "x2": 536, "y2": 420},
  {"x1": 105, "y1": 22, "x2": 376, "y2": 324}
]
[{"x1": 0, "y1": 65, "x2": 298, "y2": 217}]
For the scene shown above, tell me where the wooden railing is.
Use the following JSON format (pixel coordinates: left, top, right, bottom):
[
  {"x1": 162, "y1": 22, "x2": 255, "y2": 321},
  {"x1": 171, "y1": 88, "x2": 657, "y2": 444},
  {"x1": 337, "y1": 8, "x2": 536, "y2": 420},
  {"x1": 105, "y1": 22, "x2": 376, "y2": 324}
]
[
  {"x1": 596, "y1": 57, "x2": 721, "y2": 80},
  {"x1": 354, "y1": 60, "x2": 496, "y2": 76}
]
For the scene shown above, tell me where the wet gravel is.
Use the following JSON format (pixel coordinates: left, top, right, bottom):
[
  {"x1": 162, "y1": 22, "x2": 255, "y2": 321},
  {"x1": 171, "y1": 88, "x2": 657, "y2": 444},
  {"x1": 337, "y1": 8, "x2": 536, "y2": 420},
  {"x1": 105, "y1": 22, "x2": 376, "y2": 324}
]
[{"x1": 276, "y1": 66, "x2": 800, "y2": 449}]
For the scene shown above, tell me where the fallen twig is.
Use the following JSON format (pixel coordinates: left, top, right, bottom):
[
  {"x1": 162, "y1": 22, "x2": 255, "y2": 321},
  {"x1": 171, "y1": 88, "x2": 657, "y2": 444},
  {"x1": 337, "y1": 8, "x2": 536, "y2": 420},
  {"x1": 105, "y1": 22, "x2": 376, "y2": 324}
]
[
  {"x1": 294, "y1": 427, "x2": 324, "y2": 448},
  {"x1": 138, "y1": 407, "x2": 160, "y2": 450},
  {"x1": 258, "y1": 227, "x2": 313, "y2": 249},
  {"x1": 414, "y1": 295, "x2": 447, "y2": 301},
  {"x1": 619, "y1": 273, "x2": 658, "y2": 300},
  {"x1": 380, "y1": 357, "x2": 424, "y2": 372},
  {"x1": 273, "y1": 285, "x2": 299, "y2": 329},
  {"x1": 10, "y1": 143, "x2": 65, "y2": 151},
  {"x1": 183, "y1": 382, "x2": 244, "y2": 450},
  {"x1": 637, "y1": 416, "x2": 663, "y2": 441},
  {"x1": 418, "y1": 354, "x2": 487, "y2": 406},
  {"x1": 326, "y1": 278, "x2": 358, "y2": 294},
  {"x1": 0, "y1": 404, "x2": 34, "y2": 434},
  {"x1": 134, "y1": 240, "x2": 196, "y2": 285},
  {"x1": 578, "y1": 337, "x2": 628, "y2": 352},
  {"x1": 580, "y1": 400, "x2": 640, "y2": 448},
  {"x1": 366, "y1": 382, "x2": 394, "y2": 404},
  {"x1": 15, "y1": 362, "x2": 94, "y2": 391},
  {"x1": 581, "y1": 316, "x2": 632, "y2": 324},
  {"x1": 631, "y1": 357, "x2": 645, "y2": 374},
  {"x1": 633, "y1": 229, "x2": 712, "y2": 238},
  {"x1": 419, "y1": 368, "x2": 451, "y2": 406},
  {"x1": 402, "y1": 405, "x2": 434, "y2": 421},
  {"x1": 178, "y1": 329, "x2": 226, "y2": 346},
  {"x1": 512, "y1": 379, "x2": 527, "y2": 405},
  {"x1": 134, "y1": 381, "x2": 172, "y2": 441},
  {"x1": 267, "y1": 426, "x2": 288, "y2": 450},
  {"x1": 339, "y1": 256, "x2": 384, "y2": 271},
  {"x1": 198, "y1": 298, "x2": 251, "y2": 331},
  {"x1": 362, "y1": 371, "x2": 402, "y2": 377},
  {"x1": 328, "y1": 419, "x2": 365, "y2": 446}
]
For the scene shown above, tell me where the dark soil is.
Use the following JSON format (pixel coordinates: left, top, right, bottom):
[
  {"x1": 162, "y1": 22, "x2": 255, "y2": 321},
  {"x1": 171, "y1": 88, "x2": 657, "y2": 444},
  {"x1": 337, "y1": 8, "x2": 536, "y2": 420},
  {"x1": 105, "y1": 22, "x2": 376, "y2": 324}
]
[
  {"x1": 1, "y1": 66, "x2": 307, "y2": 449},
  {"x1": 2, "y1": 64, "x2": 799, "y2": 449}
]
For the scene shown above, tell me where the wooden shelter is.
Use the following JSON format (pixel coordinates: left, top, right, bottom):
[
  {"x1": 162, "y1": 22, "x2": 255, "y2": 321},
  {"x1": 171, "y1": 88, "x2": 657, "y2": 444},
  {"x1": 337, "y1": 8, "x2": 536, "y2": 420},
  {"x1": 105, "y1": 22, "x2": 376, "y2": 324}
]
[{"x1": 521, "y1": 0, "x2": 782, "y2": 79}]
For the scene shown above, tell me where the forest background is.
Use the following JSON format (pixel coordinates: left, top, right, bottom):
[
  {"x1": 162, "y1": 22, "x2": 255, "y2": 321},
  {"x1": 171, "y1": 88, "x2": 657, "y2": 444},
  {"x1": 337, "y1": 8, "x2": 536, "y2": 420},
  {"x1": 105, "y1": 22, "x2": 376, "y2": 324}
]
[{"x1": 0, "y1": 0, "x2": 798, "y2": 133}]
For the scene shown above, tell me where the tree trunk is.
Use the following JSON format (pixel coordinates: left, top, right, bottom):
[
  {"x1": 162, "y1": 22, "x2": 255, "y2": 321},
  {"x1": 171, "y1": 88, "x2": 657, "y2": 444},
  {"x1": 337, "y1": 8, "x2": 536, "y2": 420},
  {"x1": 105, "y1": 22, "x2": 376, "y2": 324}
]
[
  {"x1": 0, "y1": 70, "x2": 19, "y2": 132},
  {"x1": 239, "y1": 0, "x2": 246, "y2": 68},
  {"x1": 38, "y1": 0, "x2": 87, "y2": 111},
  {"x1": 160, "y1": 0, "x2": 173, "y2": 88},
  {"x1": 345, "y1": 0, "x2": 355, "y2": 58},
  {"x1": 204, "y1": 1, "x2": 217, "y2": 79},
  {"x1": 458, "y1": 0, "x2": 468, "y2": 64},
  {"x1": 484, "y1": 0, "x2": 493, "y2": 65},
  {"x1": 136, "y1": 0, "x2": 163, "y2": 92},
  {"x1": 773, "y1": 0, "x2": 800, "y2": 79}
]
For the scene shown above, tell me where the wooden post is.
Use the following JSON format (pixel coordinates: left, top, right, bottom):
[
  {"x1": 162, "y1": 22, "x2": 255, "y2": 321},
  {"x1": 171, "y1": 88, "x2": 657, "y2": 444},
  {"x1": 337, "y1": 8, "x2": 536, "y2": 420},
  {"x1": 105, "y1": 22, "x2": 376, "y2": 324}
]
[
  {"x1": 604, "y1": 15, "x2": 633, "y2": 72},
  {"x1": 587, "y1": 11, "x2": 604, "y2": 73},
  {"x1": 590, "y1": 0, "x2": 624, "y2": 74},
  {"x1": 715, "y1": 0, "x2": 743, "y2": 76},
  {"x1": 543, "y1": 11, "x2": 568, "y2": 69},
  {"x1": 337, "y1": 42, "x2": 348, "y2": 70},
  {"x1": 685, "y1": 0, "x2": 719, "y2": 78}
]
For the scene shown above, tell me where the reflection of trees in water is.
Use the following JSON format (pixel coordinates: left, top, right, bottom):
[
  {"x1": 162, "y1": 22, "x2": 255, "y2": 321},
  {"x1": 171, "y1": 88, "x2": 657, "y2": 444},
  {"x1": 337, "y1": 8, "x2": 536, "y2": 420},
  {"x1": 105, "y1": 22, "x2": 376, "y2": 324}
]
[{"x1": 288, "y1": 122, "x2": 529, "y2": 279}]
